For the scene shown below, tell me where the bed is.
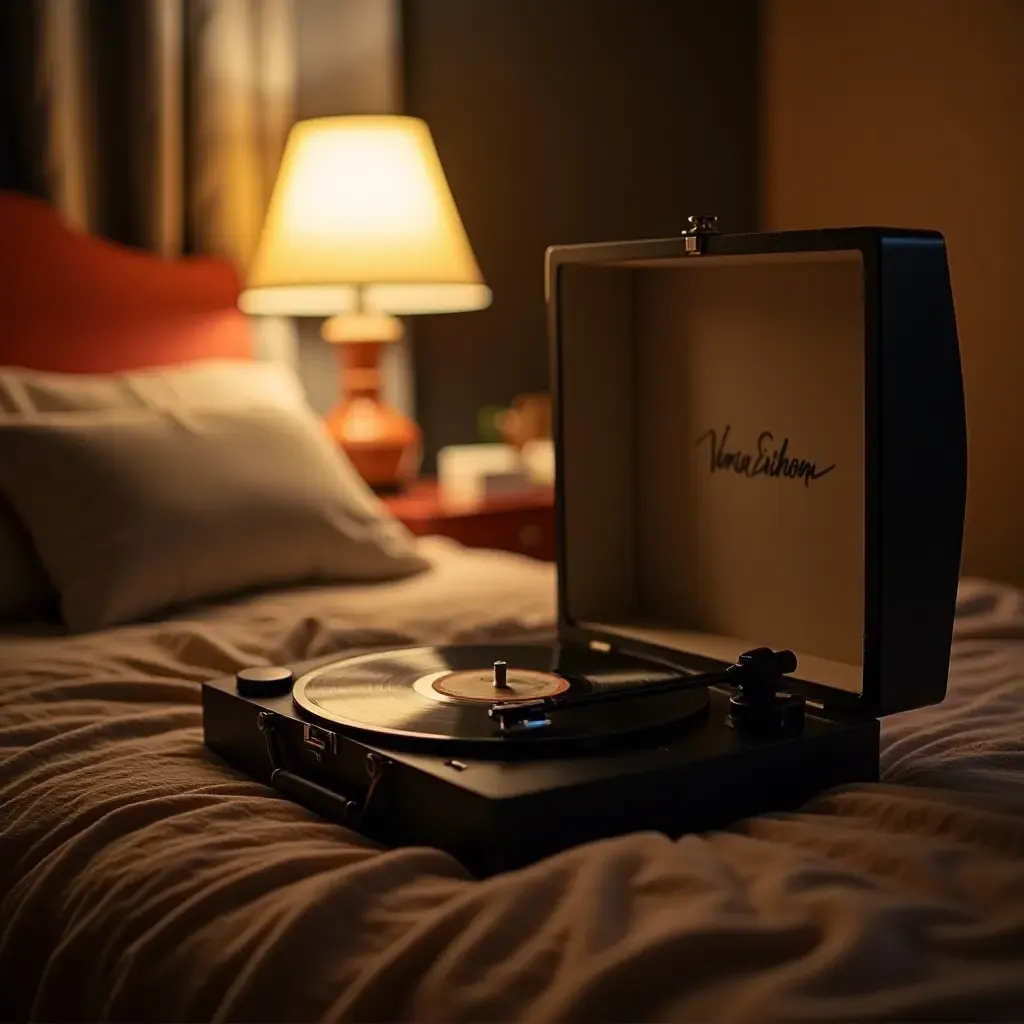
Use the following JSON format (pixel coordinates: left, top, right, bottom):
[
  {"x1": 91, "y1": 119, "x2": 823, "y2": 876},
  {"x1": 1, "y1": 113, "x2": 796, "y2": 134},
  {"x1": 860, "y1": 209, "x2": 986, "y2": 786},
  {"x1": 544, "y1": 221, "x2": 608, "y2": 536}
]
[{"x1": 1, "y1": 192, "x2": 1023, "y2": 1022}]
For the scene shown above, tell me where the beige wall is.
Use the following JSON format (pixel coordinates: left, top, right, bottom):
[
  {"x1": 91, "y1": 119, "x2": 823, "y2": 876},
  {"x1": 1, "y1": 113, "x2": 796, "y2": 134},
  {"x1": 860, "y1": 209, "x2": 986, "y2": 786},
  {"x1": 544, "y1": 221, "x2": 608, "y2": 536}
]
[{"x1": 762, "y1": 0, "x2": 1024, "y2": 585}]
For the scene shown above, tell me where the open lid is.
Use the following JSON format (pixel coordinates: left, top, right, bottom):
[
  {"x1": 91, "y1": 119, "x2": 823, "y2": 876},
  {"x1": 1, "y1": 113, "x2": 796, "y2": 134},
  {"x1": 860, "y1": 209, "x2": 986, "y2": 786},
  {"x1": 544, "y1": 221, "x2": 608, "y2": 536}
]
[{"x1": 546, "y1": 222, "x2": 966, "y2": 718}]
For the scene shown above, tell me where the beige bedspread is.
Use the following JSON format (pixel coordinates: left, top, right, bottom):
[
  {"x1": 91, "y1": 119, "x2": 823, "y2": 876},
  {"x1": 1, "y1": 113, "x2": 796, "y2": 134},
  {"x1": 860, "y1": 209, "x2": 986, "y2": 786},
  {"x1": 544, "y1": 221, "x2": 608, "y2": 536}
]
[{"x1": 1, "y1": 544, "x2": 1023, "y2": 1023}]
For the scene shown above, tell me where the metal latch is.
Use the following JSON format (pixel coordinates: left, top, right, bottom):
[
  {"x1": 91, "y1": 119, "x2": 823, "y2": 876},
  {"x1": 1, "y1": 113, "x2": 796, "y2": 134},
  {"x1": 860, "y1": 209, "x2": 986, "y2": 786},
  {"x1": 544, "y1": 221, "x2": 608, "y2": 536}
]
[
  {"x1": 303, "y1": 723, "x2": 336, "y2": 760},
  {"x1": 683, "y1": 214, "x2": 719, "y2": 255}
]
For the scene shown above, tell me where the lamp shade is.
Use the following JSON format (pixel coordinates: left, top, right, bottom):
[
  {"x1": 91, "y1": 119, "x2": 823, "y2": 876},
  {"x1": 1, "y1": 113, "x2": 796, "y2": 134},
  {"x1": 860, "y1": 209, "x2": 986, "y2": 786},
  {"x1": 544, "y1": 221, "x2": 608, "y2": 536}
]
[{"x1": 240, "y1": 115, "x2": 491, "y2": 317}]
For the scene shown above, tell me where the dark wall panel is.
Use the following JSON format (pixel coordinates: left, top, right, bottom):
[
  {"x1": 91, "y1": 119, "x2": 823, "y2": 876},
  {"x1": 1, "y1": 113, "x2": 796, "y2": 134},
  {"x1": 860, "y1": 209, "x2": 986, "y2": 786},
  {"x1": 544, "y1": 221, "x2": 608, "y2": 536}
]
[
  {"x1": 0, "y1": 1, "x2": 46, "y2": 198},
  {"x1": 402, "y1": 0, "x2": 760, "y2": 468}
]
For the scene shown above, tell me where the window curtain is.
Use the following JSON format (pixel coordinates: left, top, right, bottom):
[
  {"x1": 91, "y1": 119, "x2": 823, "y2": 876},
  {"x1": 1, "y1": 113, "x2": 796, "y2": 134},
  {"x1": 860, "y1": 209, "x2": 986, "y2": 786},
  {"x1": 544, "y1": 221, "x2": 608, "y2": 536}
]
[{"x1": 9, "y1": 0, "x2": 295, "y2": 276}]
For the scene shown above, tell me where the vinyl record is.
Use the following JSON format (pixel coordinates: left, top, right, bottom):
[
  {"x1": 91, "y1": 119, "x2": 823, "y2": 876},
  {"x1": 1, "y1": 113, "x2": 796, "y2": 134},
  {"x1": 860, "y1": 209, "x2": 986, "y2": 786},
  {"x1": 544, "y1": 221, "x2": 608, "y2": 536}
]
[{"x1": 292, "y1": 644, "x2": 709, "y2": 755}]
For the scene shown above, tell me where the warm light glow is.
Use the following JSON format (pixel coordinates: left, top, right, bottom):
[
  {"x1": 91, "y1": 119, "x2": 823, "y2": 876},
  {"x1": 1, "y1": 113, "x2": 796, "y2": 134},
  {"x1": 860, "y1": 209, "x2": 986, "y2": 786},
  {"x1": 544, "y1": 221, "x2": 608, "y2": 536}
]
[{"x1": 241, "y1": 115, "x2": 491, "y2": 316}]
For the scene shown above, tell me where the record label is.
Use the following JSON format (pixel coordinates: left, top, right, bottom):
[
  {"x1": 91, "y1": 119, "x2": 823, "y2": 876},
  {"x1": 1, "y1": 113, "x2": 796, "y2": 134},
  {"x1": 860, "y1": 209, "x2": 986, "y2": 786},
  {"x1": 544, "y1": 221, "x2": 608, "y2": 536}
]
[{"x1": 431, "y1": 668, "x2": 569, "y2": 703}]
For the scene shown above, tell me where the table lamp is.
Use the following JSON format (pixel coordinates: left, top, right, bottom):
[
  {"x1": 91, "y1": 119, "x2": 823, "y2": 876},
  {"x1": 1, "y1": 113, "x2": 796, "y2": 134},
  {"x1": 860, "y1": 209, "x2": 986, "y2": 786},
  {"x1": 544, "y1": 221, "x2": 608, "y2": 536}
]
[{"x1": 240, "y1": 115, "x2": 491, "y2": 491}]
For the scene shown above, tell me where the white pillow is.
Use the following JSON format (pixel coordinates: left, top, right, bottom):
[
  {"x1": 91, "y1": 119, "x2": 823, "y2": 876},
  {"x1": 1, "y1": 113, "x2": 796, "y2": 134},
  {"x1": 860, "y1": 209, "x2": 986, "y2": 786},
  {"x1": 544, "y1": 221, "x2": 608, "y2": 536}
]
[
  {"x1": 0, "y1": 403, "x2": 428, "y2": 632},
  {"x1": 0, "y1": 360, "x2": 351, "y2": 623},
  {"x1": 0, "y1": 359, "x2": 308, "y2": 414}
]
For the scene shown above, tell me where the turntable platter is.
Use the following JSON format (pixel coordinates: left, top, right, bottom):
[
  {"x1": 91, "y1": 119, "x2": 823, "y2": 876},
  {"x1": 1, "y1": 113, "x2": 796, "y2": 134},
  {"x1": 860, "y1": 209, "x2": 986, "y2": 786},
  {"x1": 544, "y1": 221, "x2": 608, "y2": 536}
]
[{"x1": 292, "y1": 644, "x2": 709, "y2": 755}]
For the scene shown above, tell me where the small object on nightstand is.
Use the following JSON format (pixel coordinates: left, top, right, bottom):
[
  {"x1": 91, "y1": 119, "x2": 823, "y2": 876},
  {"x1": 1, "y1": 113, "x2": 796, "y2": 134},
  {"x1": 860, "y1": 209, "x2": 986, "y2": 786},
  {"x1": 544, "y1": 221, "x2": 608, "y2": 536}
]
[
  {"x1": 498, "y1": 393, "x2": 551, "y2": 450},
  {"x1": 520, "y1": 438, "x2": 555, "y2": 486},
  {"x1": 437, "y1": 443, "x2": 533, "y2": 504},
  {"x1": 384, "y1": 478, "x2": 555, "y2": 560}
]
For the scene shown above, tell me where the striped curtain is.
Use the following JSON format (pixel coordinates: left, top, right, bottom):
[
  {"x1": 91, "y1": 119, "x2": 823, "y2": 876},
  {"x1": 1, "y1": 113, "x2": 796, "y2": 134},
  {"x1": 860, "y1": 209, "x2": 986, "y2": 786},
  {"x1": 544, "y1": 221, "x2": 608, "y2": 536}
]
[{"x1": 6, "y1": 0, "x2": 296, "y2": 274}]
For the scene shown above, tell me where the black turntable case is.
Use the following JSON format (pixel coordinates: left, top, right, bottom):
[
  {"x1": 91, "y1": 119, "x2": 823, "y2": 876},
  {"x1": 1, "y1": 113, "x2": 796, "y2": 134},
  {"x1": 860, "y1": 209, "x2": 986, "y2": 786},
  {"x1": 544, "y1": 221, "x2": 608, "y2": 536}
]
[{"x1": 202, "y1": 219, "x2": 966, "y2": 877}]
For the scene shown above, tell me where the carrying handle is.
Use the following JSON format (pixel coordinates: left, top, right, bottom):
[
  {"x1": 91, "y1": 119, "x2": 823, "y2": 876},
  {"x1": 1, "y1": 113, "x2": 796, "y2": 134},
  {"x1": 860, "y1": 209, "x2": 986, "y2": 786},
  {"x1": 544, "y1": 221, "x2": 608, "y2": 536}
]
[
  {"x1": 270, "y1": 767, "x2": 360, "y2": 822},
  {"x1": 256, "y1": 711, "x2": 387, "y2": 823}
]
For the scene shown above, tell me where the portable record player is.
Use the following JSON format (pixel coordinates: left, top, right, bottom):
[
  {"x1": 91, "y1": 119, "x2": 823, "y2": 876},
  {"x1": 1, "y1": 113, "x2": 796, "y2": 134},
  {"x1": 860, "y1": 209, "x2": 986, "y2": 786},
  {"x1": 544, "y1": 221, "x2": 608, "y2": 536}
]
[{"x1": 203, "y1": 216, "x2": 967, "y2": 877}]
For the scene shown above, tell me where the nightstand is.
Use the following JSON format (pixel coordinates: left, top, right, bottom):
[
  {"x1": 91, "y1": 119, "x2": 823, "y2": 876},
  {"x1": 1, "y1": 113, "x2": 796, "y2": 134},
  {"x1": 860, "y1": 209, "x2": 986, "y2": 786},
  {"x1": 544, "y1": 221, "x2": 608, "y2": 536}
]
[{"x1": 384, "y1": 479, "x2": 556, "y2": 561}]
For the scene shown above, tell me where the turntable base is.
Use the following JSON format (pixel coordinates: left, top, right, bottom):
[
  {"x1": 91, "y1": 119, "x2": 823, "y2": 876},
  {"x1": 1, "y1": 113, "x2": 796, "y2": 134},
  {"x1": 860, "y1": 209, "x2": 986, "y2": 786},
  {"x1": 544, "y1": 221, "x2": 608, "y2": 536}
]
[{"x1": 202, "y1": 645, "x2": 879, "y2": 877}]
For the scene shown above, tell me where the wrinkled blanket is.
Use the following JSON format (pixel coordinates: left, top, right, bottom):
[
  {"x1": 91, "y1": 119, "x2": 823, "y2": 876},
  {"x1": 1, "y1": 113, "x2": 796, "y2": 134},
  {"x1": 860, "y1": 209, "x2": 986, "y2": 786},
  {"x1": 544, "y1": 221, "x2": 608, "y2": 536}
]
[{"x1": 1, "y1": 547, "x2": 1022, "y2": 1023}]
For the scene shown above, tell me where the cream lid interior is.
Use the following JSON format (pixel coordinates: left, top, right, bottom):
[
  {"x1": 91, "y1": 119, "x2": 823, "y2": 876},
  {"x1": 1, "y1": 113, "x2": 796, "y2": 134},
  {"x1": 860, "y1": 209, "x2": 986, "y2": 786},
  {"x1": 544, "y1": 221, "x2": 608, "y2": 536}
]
[{"x1": 557, "y1": 250, "x2": 866, "y2": 694}]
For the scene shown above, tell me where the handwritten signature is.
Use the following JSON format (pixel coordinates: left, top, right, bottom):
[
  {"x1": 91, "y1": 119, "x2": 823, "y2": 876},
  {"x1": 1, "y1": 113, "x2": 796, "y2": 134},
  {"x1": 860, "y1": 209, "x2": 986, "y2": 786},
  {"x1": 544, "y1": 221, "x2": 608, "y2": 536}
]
[{"x1": 694, "y1": 425, "x2": 835, "y2": 488}]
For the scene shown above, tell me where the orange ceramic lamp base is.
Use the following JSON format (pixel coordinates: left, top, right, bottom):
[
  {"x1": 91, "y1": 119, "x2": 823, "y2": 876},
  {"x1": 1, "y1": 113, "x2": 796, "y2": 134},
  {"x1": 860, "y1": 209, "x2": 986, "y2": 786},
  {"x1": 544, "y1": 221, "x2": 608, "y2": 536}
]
[{"x1": 322, "y1": 319, "x2": 421, "y2": 493}]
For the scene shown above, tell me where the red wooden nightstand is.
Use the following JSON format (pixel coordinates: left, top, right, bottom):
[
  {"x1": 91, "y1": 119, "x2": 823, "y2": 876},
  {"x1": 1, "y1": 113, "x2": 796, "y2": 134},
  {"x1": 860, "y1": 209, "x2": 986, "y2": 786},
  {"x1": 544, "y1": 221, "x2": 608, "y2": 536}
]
[{"x1": 384, "y1": 479, "x2": 556, "y2": 561}]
